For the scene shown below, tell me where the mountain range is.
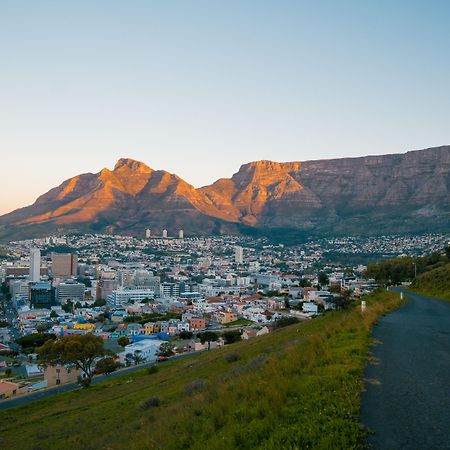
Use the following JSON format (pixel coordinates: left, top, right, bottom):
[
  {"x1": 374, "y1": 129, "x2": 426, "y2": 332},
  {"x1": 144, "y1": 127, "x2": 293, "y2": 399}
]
[{"x1": 0, "y1": 145, "x2": 449, "y2": 242}]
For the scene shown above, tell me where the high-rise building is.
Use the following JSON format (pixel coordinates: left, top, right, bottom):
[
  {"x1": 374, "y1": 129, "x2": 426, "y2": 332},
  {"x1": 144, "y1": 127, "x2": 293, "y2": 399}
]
[
  {"x1": 56, "y1": 280, "x2": 85, "y2": 304},
  {"x1": 235, "y1": 246, "x2": 244, "y2": 264},
  {"x1": 51, "y1": 253, "x2": 78, "y2": 279},
  {"x1": 30, "y1": 282, "x2": 55, "y2": 308},
  {"x1": 145, "y1": 228, "x2": 151, "y2": 239},
  {"x1": 179, "y1": 229, "x2": 184, "y2": 239},
  {"x1": 162, "y1": 229, "x2": 168, "y2": 238},
  {"x1": 29, "y1": 248, "x2": 41, "y2": 282}
]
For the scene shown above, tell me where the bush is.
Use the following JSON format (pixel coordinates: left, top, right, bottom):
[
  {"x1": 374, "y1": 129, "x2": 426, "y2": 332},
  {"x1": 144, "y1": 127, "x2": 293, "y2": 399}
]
[
  {"x1": 184, "y1": 379, "x2": 207, "y2": 396},
  {"x1": 225, "y1": 352, "x2": 240, "y2": 363},
  {"x1": 223, "y1": 330, "x2": 242, "y2": 345},
  {"x1": 274, "y1": 316, "x2": 300, "y2": 328},
  {"x1": 140, "y1": 396, "x2": 161, "y2": 410},
  {"x1": 146, "y1": 365, "x2": 159, "y2": 375}
]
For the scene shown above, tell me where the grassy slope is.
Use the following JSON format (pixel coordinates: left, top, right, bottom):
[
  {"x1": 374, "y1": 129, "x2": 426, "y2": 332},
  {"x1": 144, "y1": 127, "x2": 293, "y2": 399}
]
[
  {"x1": 0, "y1": 291, "x2": 403, "y2": 450},
  {"x1": 409, "y1": 262, "x2": 450, "y2": 301}
]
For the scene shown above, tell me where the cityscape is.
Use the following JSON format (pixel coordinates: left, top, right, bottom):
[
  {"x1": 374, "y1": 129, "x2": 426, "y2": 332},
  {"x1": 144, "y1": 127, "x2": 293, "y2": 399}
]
[
  {"x1": 0, "y1": 231, "x2": 447, "y2": 395},
  {"x1": 1, "y1": 1, "x2": 450, "y2": 449}
]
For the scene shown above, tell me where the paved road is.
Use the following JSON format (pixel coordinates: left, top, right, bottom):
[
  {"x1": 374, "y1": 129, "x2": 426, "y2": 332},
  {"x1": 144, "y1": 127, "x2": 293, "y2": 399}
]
[
  {"x1": 361, "y1": 290, "x2": 450, "y2": 449},
  {"x1": 0, "y1": 351, "x2": 201, "y2": 411}
]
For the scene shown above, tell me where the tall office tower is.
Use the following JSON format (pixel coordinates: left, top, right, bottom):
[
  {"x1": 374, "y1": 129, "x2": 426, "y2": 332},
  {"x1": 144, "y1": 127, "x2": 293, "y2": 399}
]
[
  {"x1": 162, "y1": 229, "x2": 168, "y2": 238},
  {"x1": 235, "y1": 246, "x2": 244, "y2": 264},
  {"x1": 179, "y1": 229, "x2": 184, "y2": 239},
  {"x1": 29, "y1": 248, "x2": 41, "y2": 282},
  {"x1": 51, "y1": 253, "x2": 78, "y2": 279},
  {"x1": 145, "y1": 228, "x2": 151, "y2": 239}
]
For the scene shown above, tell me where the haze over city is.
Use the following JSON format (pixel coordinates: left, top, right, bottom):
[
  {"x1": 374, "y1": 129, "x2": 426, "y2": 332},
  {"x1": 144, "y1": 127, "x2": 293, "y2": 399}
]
[{"x1": 1, "y1": 1, "x2": 450, "y2": 214}]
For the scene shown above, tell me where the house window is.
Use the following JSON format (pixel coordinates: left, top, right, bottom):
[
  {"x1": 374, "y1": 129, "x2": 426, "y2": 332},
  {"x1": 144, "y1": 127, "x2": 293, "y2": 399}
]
[{"x1": 56, "y1": 379, "x2": 60, "y2": 385}]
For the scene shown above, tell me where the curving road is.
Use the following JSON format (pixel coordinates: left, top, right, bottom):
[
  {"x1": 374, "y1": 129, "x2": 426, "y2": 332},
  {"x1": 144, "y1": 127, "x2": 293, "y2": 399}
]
[{"x1": 361, "y1": 290, "x2": 450, "y2": 449}]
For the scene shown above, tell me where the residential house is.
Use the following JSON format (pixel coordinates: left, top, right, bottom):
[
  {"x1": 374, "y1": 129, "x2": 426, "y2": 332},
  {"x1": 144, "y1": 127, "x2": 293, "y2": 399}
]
[
  {"x1": 44, "y1": 364, "x2": 81, "y2": 386},
  {"x1": 0, "y1": 380, "x2": 20, "y2": 399}
]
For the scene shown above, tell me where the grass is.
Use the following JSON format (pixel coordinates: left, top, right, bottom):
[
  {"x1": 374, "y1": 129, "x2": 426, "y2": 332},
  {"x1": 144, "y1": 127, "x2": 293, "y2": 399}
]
[
  {"x1": 0, "y1": 290, "x2": 404, "y2": 450},
  {"x1": 223, "y1": 318, "x2": 254, "y2": 327},
  {"x1": 409, "y1": 262, "x2": 450, "y2": 301}
]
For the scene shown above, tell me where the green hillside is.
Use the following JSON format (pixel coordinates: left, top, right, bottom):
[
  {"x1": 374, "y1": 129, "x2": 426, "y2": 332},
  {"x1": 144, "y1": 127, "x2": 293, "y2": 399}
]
[
  {"x1": 0, "y1": 291, "x2": 403, "y2": 450},
  {"x1": 410, "y1": 263, "x2": 450, "y2": 301}
]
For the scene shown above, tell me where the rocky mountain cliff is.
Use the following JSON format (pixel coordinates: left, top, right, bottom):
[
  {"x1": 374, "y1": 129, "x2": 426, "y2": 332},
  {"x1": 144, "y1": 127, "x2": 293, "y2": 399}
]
[{"x1": 0, "y1": 146, "x2": 449, "y2": 241}]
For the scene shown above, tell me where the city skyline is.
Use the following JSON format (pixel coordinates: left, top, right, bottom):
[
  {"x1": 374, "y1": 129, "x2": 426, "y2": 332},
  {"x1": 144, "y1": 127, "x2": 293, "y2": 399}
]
[{"x1": 1, "y1": 1, "x2": 450, "y2": 214}]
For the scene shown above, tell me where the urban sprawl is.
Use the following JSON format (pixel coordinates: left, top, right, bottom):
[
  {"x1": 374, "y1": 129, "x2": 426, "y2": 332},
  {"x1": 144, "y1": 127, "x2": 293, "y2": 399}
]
[{"x1": 0, "y1": 231, "x2": 447, "y2": 398}]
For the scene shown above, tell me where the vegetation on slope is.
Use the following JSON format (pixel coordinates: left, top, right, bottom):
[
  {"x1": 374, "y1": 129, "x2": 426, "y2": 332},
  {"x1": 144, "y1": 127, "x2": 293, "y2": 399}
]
[
  {"x1": 364, "y1": 246, "x2": 449, "y2": 284},
  {"x1": 0, "y1": 291, "x2": 403, "y2": 450},
  {"x1": 409, "y1": 263, "x2": 450, "y2": 301}
]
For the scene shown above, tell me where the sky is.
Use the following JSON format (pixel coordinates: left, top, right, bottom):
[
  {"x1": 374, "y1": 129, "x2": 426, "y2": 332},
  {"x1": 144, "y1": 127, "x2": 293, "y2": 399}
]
[{"x1": 1, "y1": 0, "x2": 450, "y2": 214}]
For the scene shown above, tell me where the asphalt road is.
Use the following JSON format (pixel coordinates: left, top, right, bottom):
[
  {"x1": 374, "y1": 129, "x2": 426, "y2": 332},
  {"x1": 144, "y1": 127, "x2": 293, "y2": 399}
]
[
  {"x1": 0, "y1": 351, "x2": 200, "y2": 411},
  {"x1": 361, "y1": 290, "x2": 450, "y2": 450}
]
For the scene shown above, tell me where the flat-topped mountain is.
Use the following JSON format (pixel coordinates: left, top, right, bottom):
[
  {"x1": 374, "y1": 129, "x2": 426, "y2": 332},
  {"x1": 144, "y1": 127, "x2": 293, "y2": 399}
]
[{"x1": 0, "y1": 146, "x2": 449, "y2": 241}]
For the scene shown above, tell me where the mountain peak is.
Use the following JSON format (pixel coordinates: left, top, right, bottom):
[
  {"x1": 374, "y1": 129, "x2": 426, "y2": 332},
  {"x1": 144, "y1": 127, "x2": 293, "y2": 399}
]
[{"x1": 113, "y1": 158, "x2": 153, "y2": 174}]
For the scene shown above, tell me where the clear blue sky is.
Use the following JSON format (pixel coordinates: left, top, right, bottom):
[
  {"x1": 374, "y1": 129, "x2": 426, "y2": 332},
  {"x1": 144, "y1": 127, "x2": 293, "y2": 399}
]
[{"x1": 1, "y1": 1, "x2": 449, "y2": 214}]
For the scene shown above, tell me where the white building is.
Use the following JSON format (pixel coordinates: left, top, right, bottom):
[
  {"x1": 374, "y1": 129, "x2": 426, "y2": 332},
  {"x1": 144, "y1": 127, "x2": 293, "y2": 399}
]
[
  {"x1": 119, "y1": 339, "x2": 165, "y2": 364},
  {"x1": 178, "y1": 229, "x2": 184, "y2": 239},
  {"x1": 235, "y1": 246, "x2": 244, "y2": 264},
  {"x1": 29, "y1": 248, "x2": 41, "y2": 283},
  {"x1": 162, "y1": 229, "x2": 168, "y2": 238},
  {"x1": 145, "y1": 228, "x2": 151, "y2": 239},
  {"x1": 107, "y1": 288, "x2": 156, "y2": 307},
  {"x1": 56, "y1": 281, "x2": 85, "y2": 304}
]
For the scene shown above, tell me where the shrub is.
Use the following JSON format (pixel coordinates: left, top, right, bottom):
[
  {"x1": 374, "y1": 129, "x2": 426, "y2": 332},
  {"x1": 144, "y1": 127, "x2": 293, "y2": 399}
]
[
  {"x1": 184, "y1": 379, "x2": 207, "y2": 396},
  {"x1": 274, "y1": 316, "x2": 300, "y2": 328},
  {"x1": 225, "y1": 352, "x2": 240, "y2": 363},
  {"x1": 140, "y1": 396, "x2": 161, "y2": 410},
  {"x1": 223, "y1": 330, "x2": 242, "y2": 344},
  {"x1": 146, "y1": 365, "x2": 159, "y2": 375}
]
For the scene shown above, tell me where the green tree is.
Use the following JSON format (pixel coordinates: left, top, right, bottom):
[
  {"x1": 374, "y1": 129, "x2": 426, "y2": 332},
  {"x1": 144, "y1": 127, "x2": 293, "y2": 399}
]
[
  {"x1": 16, "y1": 332, "x2": 56, "y2": 350},
  {"x1": 118, "y1": 336, "x2": 130, "y2": 347},
  {"x1": 38, "y1": 334, "x2": 106, "y2": 386},
  {"x1": 94, "y1": 298, "x2": 106, "y2": 307},
  {"x1": 299, "y1": 278, "x2": 311, "y2": 288},
  {"x1": 445, "y1": 246, "x2": 450, "y2": 260},
  {"x1": 318, "y1": 272, "x2": 329, "y2": 287},
  {"x1": 95, "y1": 356, "x2": 118, "y2": 375},
  {"x1": 274, "y1": 316, "x2": 300, "y2": 328},
  {"x1": 62, "y1": 300, "x2": 74, "y2": 313},
  {"x1": 223, "y1": 330, "x2": 242, "y2": 345},
  {"x1": 198, "y1": 331, "x2": 218, "y2": 344},
  {"x1": 50, "y1": 310, "x2": 58, "y2": 318},
  {"x1": 157, "y1": 342, "x2": 175, "y2": 357},
  {"x1": 179, "y1": 331, "x2": 193, "y2": 340}
]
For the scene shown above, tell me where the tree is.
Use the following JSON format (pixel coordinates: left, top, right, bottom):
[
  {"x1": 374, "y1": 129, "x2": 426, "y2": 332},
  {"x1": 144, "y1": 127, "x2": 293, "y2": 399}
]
[
  {"x1": 274, "y1": 316, "x2": 300, "y2": 328},
  {"x1": 62, "y1": 300, "x2": 74, "y2": 313},
  {"x1": 157, "y1": 342, "x2": 175, "y2": 357},
  {"x1": 94, "y1": 298, "x2": 106, "y2": 307},
  {"x1": 118, "y1": 336, "x2": 130, "y2": 347},
  {"x1": 318, "y1": 272, "x2": 329, "y2": 287},
  {"x1": 198, "y1": 331, "x2": 218, "y2": 344},
  {"x1": 132, "y1": 350, "x2": 144, "y2": 365},
  {"x1": 445, "y1": 246, "x2": 450, "y2": 260},
  {"x1": 50, "y1": 310, "x2": 58, "y2": 318},
  {"x1": 179, "y1": 331, "x2": 193, "y2": 340},
  {"x1": 95, "y1": 357, "x2": 118, "y2": 375},
  {"x1": 74, "y1": 301, "x2": 82, "y2": 310},
  {"x1": 16, "y1": 332, "x2": 56, "y2": 350},
  {"x1": 299, "y1": 278, "x2": 311, "y2": 288},
  {"x1": 223, "y1": 330, "x2": 242, "y2": 345},
  {"x1": 38, "y1": 334, "x2": 106, "y2": 386}
]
